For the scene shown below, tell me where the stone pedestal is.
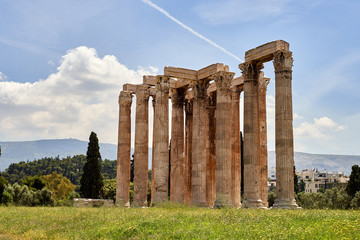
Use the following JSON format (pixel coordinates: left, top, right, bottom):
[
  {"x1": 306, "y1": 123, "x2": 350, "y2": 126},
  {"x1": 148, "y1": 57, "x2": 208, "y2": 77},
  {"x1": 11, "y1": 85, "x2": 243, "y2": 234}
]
[
  {"x1": 170, "y1": 88, "x2": 185, "y2": 202},
  {"x1": 151, "y1": 76, "x2": 170, "y2": 205},
  {"x1": 258, "y1": 74, "x2": 269, "y2": 207},
  {"x1": 116, "y1": 91, "x2": 132, "y2": 207},
  {"x1": 272, "y1": 51, "x2": 299, "y2": 209},
  {"x1": 133, "y1": 85, "x2": 150, "y2": 207},
  {"x1": 191, "y1": 80, "x2": 210, "y2": 207},
  {"x1": 213, "y1": 71, "x2": 235, "y2": 208},
  {"x1": 231, "y1": 86, "x2": 242, "y2": 208},
  {"x1": 184, "y1": 100, "x2": 193, "y2": 204},
  {"x1": 239, "y1": 61, "x2": 266, "y2": 209}
]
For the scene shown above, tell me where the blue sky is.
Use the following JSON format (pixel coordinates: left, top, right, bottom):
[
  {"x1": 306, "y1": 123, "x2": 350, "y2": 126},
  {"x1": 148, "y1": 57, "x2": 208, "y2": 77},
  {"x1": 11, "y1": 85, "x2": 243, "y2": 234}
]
[{"x1": 0, "y1": 0, "x2": 359, "y2": 155}]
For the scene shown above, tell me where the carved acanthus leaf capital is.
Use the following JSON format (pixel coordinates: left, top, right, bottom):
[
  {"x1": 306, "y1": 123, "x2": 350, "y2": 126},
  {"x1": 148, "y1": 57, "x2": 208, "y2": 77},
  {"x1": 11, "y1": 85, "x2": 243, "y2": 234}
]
[
  {"x1": 231, "y1": 86, "x2": 242, "y2": 100},
  {"x1": 192, "y1": 80, "x2": 209, "y2": 99},
  {"x1": 119, "y1": 91, "x2": 133, "y2": 107},
  {"x1": 135, "y1": 84, "x2": 150, "y2": 102},
  {"x1": 273, "y1": 51, "x2": 293, "y2": 72},
  {"x1": 258, "y1": 78, "x2": 270, "y2": 94},
  {"x1": 212, "y1": 71, "x2": 235, "y2": 91},
  {"x1": 170, "y1": 88, "x2": 185, "y2": 105},
  {"x1": 155, "y1": 75, "x2": 170, "y2": 93},
  {"x1": 238, "y1": 61, "x2": 264, "y2": 81}
]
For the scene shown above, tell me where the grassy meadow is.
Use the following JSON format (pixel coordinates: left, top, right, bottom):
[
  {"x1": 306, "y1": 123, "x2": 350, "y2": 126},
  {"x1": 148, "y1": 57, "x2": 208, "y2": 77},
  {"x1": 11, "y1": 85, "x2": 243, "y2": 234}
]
[{"x1": 0, "y1": 205, "x2": 359, "y2": 239}]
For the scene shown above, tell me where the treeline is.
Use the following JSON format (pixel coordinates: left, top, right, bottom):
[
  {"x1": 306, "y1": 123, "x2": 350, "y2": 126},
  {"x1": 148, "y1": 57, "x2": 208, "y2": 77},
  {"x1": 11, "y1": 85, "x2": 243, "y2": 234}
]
[{"x1": 0, "y1": 155, "x2": 117, "y2": 187}]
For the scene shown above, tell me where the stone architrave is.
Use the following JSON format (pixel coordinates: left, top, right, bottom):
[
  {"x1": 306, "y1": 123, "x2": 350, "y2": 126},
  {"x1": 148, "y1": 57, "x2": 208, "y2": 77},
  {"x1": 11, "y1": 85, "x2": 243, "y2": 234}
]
[
  {"x1": 272, "y1": 51, "x2": 299, "y2": 209},
  {"x1": 239, "y1": 61, "x2": 266, "y2": 208},
  {"x1": 213, "y1": 71, "x2": 235, "y2": 208},
  {"x1": 116, "y1": 91, "x2": 132, "y2": 206},
  {"x1": 258, "y1": 73, "x2": 269, "y2": 207},
  {"x1": 207, "y1": 92, "x2": 216, "y2": 207},
  {"x1": 231, "y1": 86, "x2": 242, "y2": 208},
  {"x1": 133, "y1": 85, "x2": 150, "y2": 207},
  {"x1": 184, "y1": 100, "x2": 193, "y2": 204},
  {"x1": 191, "y1": 80, "x2": 210, "y2": 206},
  {"x1": 151, "y1": 75, "x2": 170, "y2": 205},
  {"x1": 170, "y1": 88, "x2": 185, "y2": 202}
]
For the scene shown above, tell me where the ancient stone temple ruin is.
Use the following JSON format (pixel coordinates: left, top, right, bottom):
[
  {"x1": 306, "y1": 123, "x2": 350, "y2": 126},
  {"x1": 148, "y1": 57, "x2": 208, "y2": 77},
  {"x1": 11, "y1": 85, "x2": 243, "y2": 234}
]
[{"x1": 116, "y1": 40, "x2": 299, "y2": 209}]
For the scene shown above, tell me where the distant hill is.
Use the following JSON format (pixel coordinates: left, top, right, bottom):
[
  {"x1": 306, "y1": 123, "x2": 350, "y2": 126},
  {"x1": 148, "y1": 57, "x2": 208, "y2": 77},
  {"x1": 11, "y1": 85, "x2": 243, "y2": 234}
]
[
  {"x1": 268, "y1": 151, "x2": 360, "y2": 176},
  {"x1": 0, "y1": 139, "x2": 117, "y2": 171},
  {"x1": 1, "y1": 139, "x2": 359, "y2": 175}
]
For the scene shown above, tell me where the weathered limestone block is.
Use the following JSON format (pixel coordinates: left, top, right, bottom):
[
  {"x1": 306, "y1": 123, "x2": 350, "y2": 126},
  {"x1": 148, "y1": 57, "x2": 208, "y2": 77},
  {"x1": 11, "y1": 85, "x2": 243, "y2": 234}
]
[
  {"x1": 191, "y1": 80, "x2": 210, "y2": 207},
  {"x1": 213, "y1": 71, "x2": 235, "y2": 208},
  {"x1": 151, "y1": 75, "x2": 170, "y2": 205},
  {"x1": 170, "y1": 88, "x2": 185, "y2": 203},
  {"x1": 73, "y1": 198, "x2": 115, "y2": 207},
  {"x1": 272, "y1": 51, "x2": 300, "y2": 209},
  {"x1": 116, "y1": 91, "x2": 132, "y2": 207},
  {"x1": 239, "y1": 61, "x2": 266, "y2": 209},
  {"x1": 245, "y1": 40, "x2": 289, "y2": 62},
  {"x1": 258, "y1": 73, "x2": 270, "y2": 207},
  {"x1": 133, "y1": 85, "x2": 150, "y2": 207},
  {"x1": 231, "y1": 86, "x2": 242, "y2": 208}
]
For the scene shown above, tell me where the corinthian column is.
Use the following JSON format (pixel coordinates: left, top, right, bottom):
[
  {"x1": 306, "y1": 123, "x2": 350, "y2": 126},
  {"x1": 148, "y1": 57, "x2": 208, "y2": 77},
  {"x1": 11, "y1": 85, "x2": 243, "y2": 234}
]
[
  {"x1": 184, "y1": 100, "x2": 193, "y2": 204},
  {"x1": 231, "y1": 85, "x2": 242, "y2": 208},
  {"x1": 116, "y1": 91, "x2": 132, "y2": 207},
  {"x1": 207, "y1": 92, "x2": 216, "y2": 207},
  {"x1": 170, "y1": 88, "x2": 185, "y2": 202},
  {"x1": 272, "y1": 51, "x2": 299, "y2": 209},
  {"x1": 239, "y1": 61, "x2": 266, "y2": 208},
  {"x1": 151, "y1": 75, "x2": 170, "y2": 205},
  {"x1": 213, "y1": 71, "x2": 235, "y2": 208},
  {"x1": 258, "y1": 73, "x2": 269, "y2": 207},
  {"x1": 133, "y1": 85, "x2": 150, "y2": 207},
  {"x1": 191, "y1": 80, "x2": 210, "y2": 206}
]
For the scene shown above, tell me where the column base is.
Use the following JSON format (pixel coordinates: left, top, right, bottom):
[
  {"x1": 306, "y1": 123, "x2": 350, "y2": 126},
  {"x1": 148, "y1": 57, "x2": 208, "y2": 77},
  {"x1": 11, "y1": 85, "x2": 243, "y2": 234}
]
[
  {"x1": 191, "y1": 200, "x2": 208, "y2": 207},
  {"x1": 271, "y1": 199, "x2": 301, "y2": 209},
  {"x1": 116, "y1": 200, "x2": 131, "y2": 208},
  {"x1": 244, "y1": 199, "x2": 268, "y2": 209},
  {"x1": 214, "y1": 199, "x2": 233, "y2": 208},
  {"x1": 132, "y1": 200, "x2": 148, "y2": 208}
]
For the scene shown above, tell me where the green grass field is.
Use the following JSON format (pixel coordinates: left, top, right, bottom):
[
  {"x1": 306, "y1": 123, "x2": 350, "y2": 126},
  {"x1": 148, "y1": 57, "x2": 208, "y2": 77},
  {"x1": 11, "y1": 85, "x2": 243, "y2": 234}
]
[{"x1": 0, "y1": 205, "x2": 359, "y2": 239}]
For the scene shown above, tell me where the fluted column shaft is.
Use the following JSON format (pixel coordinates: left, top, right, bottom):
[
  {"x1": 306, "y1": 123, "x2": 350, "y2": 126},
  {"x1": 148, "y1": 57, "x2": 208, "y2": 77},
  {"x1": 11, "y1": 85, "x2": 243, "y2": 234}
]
[
  {"x1": 231, "y1": 86, "x2": 242, "y2": 208},
  {"x1": 272, "y1": 51, "x2": 299, "y2": 209},
  {"x1": 116, "y1": 91, "x2": 132, "y2": 206},
  {"x1": 170, "y1": 88, "x2": 185, "y2": 202},
  {"x1": 184, "y1": 100, "x2": 193, "y2": 204},
  {"x1": 151, "y1": 76, "x2": 170, "y2": 205},
  {"x1": 214, "y1": 71, "x2": 235, "y2": 208},
  {"x1": 207, "y1": 92, "x2": 216, "y2": 207},
  {"x1": 239, "y1": 61, "x2": 266, "y2": 208},
  {"x1": 258, "y1": 73, "x2": 269, "y2": 207},
  {"x1": 133, "y1": 85, "x2": 150, "y2": 207},
  {"x1": 191, "y1": 80, "x2": 210, "y2": 206}
]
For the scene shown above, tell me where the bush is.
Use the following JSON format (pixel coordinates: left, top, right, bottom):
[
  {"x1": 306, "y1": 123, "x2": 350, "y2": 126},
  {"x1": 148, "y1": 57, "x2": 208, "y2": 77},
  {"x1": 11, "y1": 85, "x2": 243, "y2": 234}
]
[
  {"x1": 350, "y1": 191, "x2": 360, "y2": 209},
  {"x1": 1, "y1": 191, "x2": 13, "y2": 205},
  {"x1": 268, "y1": 189, "x2": 276, "y2": 207}
]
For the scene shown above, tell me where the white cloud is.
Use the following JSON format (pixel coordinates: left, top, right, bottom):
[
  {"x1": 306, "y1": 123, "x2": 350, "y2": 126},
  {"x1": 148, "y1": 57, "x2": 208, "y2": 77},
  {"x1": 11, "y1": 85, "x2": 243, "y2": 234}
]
[
  {"x1": 0, "y1": 72, "x2": 7, "y2": 81},
  {"x1": 0, "y1": 46, "x2": 158, "y2": 143},
  {"x1": 294, "y1": 116, "x2": 345, "y2": 139},
  {"x1": 195, "y1": 0, "x2": 289, "y2": 24}
]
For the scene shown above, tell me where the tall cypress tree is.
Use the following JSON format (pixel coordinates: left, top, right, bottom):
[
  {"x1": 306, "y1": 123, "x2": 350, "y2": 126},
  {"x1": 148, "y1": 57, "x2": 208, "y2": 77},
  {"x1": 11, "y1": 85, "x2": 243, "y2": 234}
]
[
  {"x1": 80, "y1": 132, "x2": 104, "y2": 198},
  {"x1": 346, "y1": 165, "x2": 360, "y2": 197}
]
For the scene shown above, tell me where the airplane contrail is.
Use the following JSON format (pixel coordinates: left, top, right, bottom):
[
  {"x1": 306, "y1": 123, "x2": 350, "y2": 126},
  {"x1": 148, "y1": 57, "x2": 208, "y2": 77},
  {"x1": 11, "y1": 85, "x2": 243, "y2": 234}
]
[{"x1": 141, "y1": 0, "x2": 244, "y2": 62}]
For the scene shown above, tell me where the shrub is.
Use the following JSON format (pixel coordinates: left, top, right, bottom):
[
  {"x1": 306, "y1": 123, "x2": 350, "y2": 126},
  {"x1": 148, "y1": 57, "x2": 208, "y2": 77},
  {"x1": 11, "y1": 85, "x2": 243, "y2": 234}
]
[
  {"x1": 350, "y1": 191, "x2": 360, "y2": 209},
  {"x1": 1, "y1": 191, "x2": 13, "y2": 205}
]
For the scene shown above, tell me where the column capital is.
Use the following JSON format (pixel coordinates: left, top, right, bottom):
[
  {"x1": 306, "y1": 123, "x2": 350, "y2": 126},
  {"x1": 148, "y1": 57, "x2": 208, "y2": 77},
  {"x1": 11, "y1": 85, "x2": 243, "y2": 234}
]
[
  {"x1": 136, "y1": 85, "x2": 150, "y2": 102},
  {"x1": 258, "y1": 77, "x2": 270, "y2": 94},
  {"x1": 273, "y1": 50, "x2": 293, "y2": 72},
  {"x1": 238, "y1": 61, "x2": 264, "y2": 81},
  {"x1": 230, "y1": 86, "x2": 242, "y2": 101},
  {"x1": 119, "y1": 91, "x2": 132, "y2": 106},
  {"x1": 191, "y1": 80, "x2": 209, "y2": 99},
  {"x1": 212, "y1": 71, "x2": 235, "y2": 91},
  {"x1": 155, "y1": 75, "x2": 170, "y2": 93},
  {"x1": 170, "y1": 88, "x2": 186, "y2": 105}
]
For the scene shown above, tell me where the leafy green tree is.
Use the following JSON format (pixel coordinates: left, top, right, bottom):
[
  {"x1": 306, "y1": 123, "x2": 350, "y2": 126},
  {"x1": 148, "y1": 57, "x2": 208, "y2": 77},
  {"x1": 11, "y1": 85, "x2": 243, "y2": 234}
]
[
  {"x1": 100, "y1": 179, "x2": 116, "y2": 200},
  {"x1": 43, "y1": 172, "x2": 76, "y2": 200},
  {"x1": 21, "y1": 175, "x2": 46, "y2": 191},
  {"x1": 80, "y1": 132, "x2": 104, "y2": 198},
  {"x1": 299, "y1": 180, "x2": 306, "y2": 192},
  {"x1": 0, "y1": 174, "x2": 8, "y2": 203},
  {"x1": 346, "y1": 165, "x2": 360, "y2": 197},
  {"x1": 268, "y1": 189, "x2": 276, "y2": 207},
  {"x1": 350, "y1": 191, "x2": 360, "y2": 209},
  {"x1": 294, "y1": 166, "x2": 299, "y2": 194}
]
